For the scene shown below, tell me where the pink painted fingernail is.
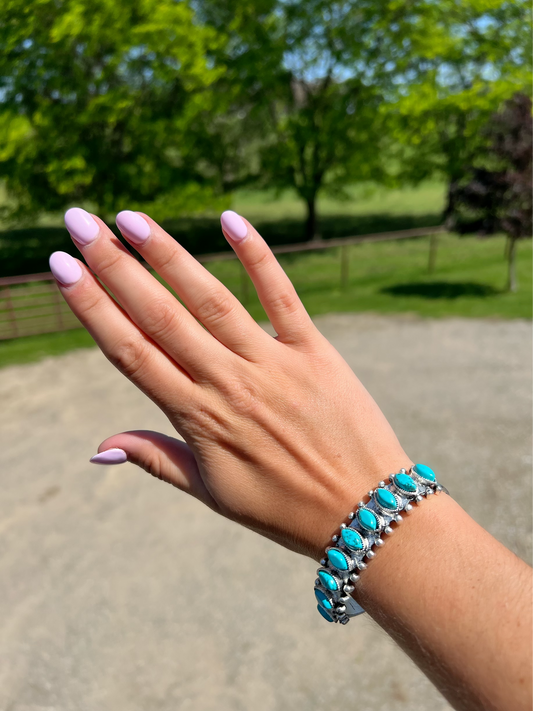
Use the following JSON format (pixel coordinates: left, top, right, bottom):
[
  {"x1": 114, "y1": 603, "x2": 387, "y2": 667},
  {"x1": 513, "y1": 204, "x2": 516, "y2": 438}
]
[
  {"x1": 49, "y1": 251, "x2": 82, "y2": 286},
  {"x1": 64, "y1": 207, "x2": 99, "y2": 245},
  {"x1": 116, "y1": 210, "x2": 151, "y2": 245},
  {"x1": 221, "y1": 211, "x2": 248, "y2": 242},
  {"x1": 90, "y1": 448, "x2": 128, "y2": 465}
]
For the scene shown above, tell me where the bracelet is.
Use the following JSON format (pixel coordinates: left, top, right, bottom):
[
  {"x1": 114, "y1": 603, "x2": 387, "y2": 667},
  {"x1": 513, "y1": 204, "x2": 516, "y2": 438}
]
[{"x1": 313, "y1": 463, "x2": 449, "y2": 624}]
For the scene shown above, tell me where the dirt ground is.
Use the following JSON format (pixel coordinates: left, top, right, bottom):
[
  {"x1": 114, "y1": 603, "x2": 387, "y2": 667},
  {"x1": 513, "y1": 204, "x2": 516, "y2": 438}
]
[{"x1": 0, "y1": 313, "x2": 531, "y2": 711}]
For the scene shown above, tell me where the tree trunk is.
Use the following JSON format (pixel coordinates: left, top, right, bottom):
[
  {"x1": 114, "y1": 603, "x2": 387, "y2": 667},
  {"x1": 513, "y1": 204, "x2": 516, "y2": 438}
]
[
  {"x1": 305, "y1": 196, "x2": 320, "y2": 241},
  {"x1": 506, "y1": 236, "x2": 518, "y2": 292}
]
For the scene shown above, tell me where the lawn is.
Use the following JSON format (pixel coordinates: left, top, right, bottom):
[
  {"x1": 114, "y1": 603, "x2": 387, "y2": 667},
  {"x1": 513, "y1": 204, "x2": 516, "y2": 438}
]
[{"x1": 0, "y1": 182, "x2": 530, "y2": 369}]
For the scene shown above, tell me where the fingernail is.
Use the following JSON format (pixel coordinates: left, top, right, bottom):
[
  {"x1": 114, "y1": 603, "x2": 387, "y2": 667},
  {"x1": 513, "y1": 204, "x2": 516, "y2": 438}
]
[
  {"x1": 221, "y1": 211, "x2": 248, "y2": 242},
  {"x1": 90, "y1": 448, "x2": 128, "y2": 465},
  {"x1": 64, "y1": 207, "x2": 99, "y2": 245},
  {"x1": 49, "y1": 251, "x2": 82, "y2": 286},
  {"x1": 116, "y1": 210, "x2": 151, "y2": 245}
]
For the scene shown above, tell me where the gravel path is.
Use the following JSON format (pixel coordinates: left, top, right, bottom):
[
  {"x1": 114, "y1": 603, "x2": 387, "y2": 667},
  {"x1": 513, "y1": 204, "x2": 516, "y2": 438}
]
[{"x1": 0, "y1": 314, "x2": 531, "y2": 711}]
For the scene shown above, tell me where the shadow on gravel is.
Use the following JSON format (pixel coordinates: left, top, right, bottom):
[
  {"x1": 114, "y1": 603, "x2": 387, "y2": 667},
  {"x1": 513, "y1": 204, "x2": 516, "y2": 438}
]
[{"x1": 382, "y1": 281, "x2": 499, "y2": 299}]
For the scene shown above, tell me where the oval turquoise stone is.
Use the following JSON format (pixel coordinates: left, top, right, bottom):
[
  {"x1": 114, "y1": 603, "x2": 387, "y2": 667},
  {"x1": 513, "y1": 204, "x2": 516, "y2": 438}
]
[
  {"x1": 317, "y1": 604, "x2": 334, "y2": 622},
  {"x1": 318, "y1": 570, "x2": 339, "y2": 591},
  {"x1": 358, "y1": 508, "x2": 377, "y2": 531},
  {"x1": 394, "y1": 473, "x2": 417, "y2": 492},
  {"x1": 314, "y1": 588, "x2": 333, "y2": 610},
  {"x1": 414, "y1": 463, "x2": 436, "y2": 482},
  {"x1": 341, "y1": 527, "x2": 364, "y2": 551},
  {"x1": 375, "y1": 488, "x2": 398, "y2": 510},
  {"x1": 327, "y1": 548, "x2": 349, "y2": 570}
]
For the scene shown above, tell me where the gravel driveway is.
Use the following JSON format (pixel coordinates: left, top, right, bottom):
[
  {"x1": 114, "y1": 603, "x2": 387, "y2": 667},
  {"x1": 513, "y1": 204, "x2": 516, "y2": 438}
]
[{"x1": 0, "y1": 313, "x2": 531, "y2": 711}]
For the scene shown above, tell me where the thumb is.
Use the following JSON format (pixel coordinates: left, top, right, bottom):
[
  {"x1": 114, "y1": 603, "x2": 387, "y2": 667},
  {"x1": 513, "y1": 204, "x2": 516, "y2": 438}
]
[{"x1": 90, "y1": 430, "x2": 218, "y2": 511}]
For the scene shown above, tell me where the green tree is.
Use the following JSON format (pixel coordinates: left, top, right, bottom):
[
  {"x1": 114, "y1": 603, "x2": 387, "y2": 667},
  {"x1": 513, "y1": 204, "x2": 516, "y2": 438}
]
[
  {"x1": 447, "y1": 93, "x2": 532, "y2": 292},
  {"x1": 389, "y1": 0, "x2": 532, "y2": 220},
  {"x1": 0, "y1": 0, "x2": 223, "y2": 222},
  {"x1": 195, "y1": 0, "x2": 413, "y2": 240}
]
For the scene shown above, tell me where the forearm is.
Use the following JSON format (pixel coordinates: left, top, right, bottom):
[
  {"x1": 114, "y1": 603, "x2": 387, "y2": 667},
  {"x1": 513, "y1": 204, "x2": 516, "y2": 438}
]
[{"x1": 350, "y1": 491, "x2": 532, "y2": 711}]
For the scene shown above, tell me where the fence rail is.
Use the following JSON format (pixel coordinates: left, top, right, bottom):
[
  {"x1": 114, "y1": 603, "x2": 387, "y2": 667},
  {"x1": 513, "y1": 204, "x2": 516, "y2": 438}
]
[{"x1": 0, "y1": 225, "x2": 445, "y2": 341}]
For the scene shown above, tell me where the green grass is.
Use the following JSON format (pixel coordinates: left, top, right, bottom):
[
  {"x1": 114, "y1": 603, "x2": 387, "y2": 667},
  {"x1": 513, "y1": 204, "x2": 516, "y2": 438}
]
[{"x1": 0, "y1": 231, "x2": 530, "y2": 369}]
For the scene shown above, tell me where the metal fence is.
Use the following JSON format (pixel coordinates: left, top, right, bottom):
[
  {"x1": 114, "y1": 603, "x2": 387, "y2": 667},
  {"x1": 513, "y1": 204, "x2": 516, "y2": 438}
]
[{"x1": 0, "y1": 225, "x2": 444, "y2": 340}]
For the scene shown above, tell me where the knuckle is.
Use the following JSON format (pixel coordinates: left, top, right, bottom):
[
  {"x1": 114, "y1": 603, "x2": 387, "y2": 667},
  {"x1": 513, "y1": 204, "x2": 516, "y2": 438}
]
[
  {"x1": 196, "y1": 289, "x2": 236, "y2": 327},
  {"x1": 95, "y1": 249, "x2": 123, "y2": 279},
  {"x1": 109, "y1": 335, "x2": 151, "y2": 380},
  {"x1": 247, "y1": 247, "x2": 271, "y2": 272},
  {"x1": 139, "y1": 299, "x2": 180, "y2": 342},
  {"x1": 268, "y1": 288, "x2": 301, "y2": 315}
]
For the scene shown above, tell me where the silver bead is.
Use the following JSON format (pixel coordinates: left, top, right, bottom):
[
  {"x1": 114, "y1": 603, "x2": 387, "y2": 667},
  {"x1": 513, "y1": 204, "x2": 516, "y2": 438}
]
[
  {"x1": 374, "y1": 538, "x2": 384, "y2": 547},
  {"x1": 427, "y1": 488, "x2": 434, "y2": 495},
  {"x1": 358, "y1": 501, "x2": 365, "y2": 508},
  {"x1": 358, "y1": 561, "x2": 367, "y2": 570},
  {"x1": 367, "y1": 490, "x2": 374, "y2": 497},
  {"x1": 340, "y1": 595, "x2": 351, "y2": 603},
  {"x1": 395, "y1": 514, "x2": 403, "y2": 523},
  {"x1": 344, "y1": 584, "x2": 355, "y2": 593},
  {"x1": 415, "y1": 494, "x2": 423, "y2": 502},
  {"x1": 332, "y1": 535, "x2": 339, "y2": 542},
  {"x1": 320, "y1": 558, "x2": 326, "y2": 566},
  {"x1": 389, "y1": 474, "x2": 394, "y2": 482},
  {"x1": 436, "y1": 485, "x2": 443, "y2": 492},
  {"x1": 336, "y1": 605, "x2": 346, "y2": 614},
  {"x1": 349, "y1": 573, "x2": 360, "y2": 583},
  {"x1": 379, "y1": 480, "x2": 386, "y2": 488},
  {"x1": 340, "y1": 523, "x2": 346, "y2": 529},
  {"x1": 366, "y1": 550, "x2": 376, "y2": 559},
  {"x1": 405, "y1": 503, "x2": 413, "y2": 512},
  {"x1": 399, "y1": 468, "x2": 406, "y2": 474},
  {"x1": 348, "y1": 512, "x2": 355, "y2": 520},
  {"x1": 315, "y1": 578, "x2": 320, "y2": 587},
  {"x1": 384, "y1": 526, "x2": 393, "y2": 535}
]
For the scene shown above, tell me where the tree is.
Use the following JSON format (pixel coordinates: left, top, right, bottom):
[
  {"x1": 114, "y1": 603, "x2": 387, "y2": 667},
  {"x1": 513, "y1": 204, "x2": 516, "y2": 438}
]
[
  {"x1": 447, "y1": 93, "x2": 532, "y2": 292},
  {"x1": 194, "y1": 0, "x2": 425, "y2": 241},
  {"x1": 389, "y1": 0, "x2": 532, "y2": 221},
  {"x1": 0, "y1": 0, "x2": 223, "y2": 222}
]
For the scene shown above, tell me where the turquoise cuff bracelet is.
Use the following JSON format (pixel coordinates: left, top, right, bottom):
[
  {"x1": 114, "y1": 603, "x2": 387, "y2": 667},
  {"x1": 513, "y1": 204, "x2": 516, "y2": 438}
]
[{"x1": 314, "y1": 464, "x2": 449, "y2": 624}]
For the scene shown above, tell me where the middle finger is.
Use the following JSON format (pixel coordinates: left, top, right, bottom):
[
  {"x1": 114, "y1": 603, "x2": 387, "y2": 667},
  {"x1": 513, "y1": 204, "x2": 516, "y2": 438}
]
[{"x1": 64, "y1": 208, "x2": 232, "y2": 383}]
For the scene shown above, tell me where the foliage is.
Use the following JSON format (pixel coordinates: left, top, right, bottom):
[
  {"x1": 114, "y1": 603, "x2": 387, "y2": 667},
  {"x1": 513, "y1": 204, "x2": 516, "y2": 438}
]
[
  {"x1": 389, "y1": 0, "x2": 532, "y2": 217},
  {"x1": 0, "y1": 0, "x2": 222, "y2": 222},
  {"x1": 446, "y1": 93, "x2": 532, "y2": 291}
]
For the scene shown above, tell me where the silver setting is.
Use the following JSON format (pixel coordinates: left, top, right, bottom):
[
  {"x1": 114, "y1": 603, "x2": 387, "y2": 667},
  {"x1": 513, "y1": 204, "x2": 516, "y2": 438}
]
[
  {"x1": 391, "y1": 473, "x2": 420, "y2": 498},
  {"x1": 325, "y1": 546, "x2": 356, "y2": 573},
  {"x1": 355, "y1": 505, "x2": 385, "y2": 534},
  {"x1": 314, "y1": 585, "x2": 336, "y2": 612},
  {"x1": 373, "y1": 486, "x2": 401, "y2": 515},
  {"x1": 338, "y1": 526, "x2": 370, "y2": 556},
  {"x1": 316, "y1": 568, "x2": 343, "y2": 595}
]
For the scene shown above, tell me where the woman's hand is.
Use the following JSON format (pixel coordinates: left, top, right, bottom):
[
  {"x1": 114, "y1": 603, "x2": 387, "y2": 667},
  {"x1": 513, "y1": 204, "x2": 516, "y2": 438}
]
[{"x1": 50, "y1": 208, "x2": 410, "y2": 561}]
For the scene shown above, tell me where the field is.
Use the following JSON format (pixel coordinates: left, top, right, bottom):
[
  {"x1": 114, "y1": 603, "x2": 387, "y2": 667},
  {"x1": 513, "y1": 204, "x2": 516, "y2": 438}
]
[{"x1": 0, "y1": 182, "x2": 530, "y2": 369}]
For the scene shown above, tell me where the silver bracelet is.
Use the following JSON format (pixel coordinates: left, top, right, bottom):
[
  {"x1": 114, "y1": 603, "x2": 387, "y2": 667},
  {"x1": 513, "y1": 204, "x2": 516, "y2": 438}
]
[{"x1": 314, "y1": 463, "x2": 449, "y2": 624}]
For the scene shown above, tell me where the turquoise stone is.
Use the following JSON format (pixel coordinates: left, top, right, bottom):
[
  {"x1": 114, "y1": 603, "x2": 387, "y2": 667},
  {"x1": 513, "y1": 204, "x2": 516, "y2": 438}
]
[
  {"x1": 318, "y1": 570, "x2": 339, "y2": 591},
  {"x1": 375, "y1": 488, "x2": 398, "y2": 510},
  {"x1": 394, "y1": 473, "x2": 417, "y2": 492},
  {"x1": 414, "y1": 463, "x2": 436, "y2": 482},
  {"x1": 358, "y1": 508, "x2": 378, "y2": 531},
  {"x1": 317, "y1": 604, "x2": 334, "y2": 622},
  {"x1": 327, "y1": 548, "x2": 349, "y2": 570},
  {"x1": 341, "y1": 527, "x2": 364, "y2": 551},
  {"x1": 315, "y1": 588, "x2": 333, "y2": 610}
]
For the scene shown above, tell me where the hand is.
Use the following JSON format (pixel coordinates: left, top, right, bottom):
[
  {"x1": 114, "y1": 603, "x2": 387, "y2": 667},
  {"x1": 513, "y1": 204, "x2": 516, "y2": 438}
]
[{"x1": 50, "y1": 208, "x2": 410, "y2": 561}]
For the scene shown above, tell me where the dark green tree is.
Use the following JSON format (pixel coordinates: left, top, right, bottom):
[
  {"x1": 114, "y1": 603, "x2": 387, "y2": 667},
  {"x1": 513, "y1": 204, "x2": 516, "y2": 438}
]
[{"x1": 447, "y1": 93, "x2": 532, "y2": 292}]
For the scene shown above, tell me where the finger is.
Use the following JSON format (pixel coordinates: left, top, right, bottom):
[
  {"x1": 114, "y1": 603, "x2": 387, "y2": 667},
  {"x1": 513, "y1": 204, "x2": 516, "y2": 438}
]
[
  {"x1": 64, "y1": 208, "x2": 232, "y2": 383},
  {"x1": 220, "y1": 211, "x2": 316, "y2": 346},
  {"x1": 115, "y1": 210, "x2": 274, "y2": 360},
  {"x1": 49, "y1": 251, "x2": 197, "y2": 418},
  {"x1": 91, "y1": 430, "x2": 218, "y2": 511}
]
